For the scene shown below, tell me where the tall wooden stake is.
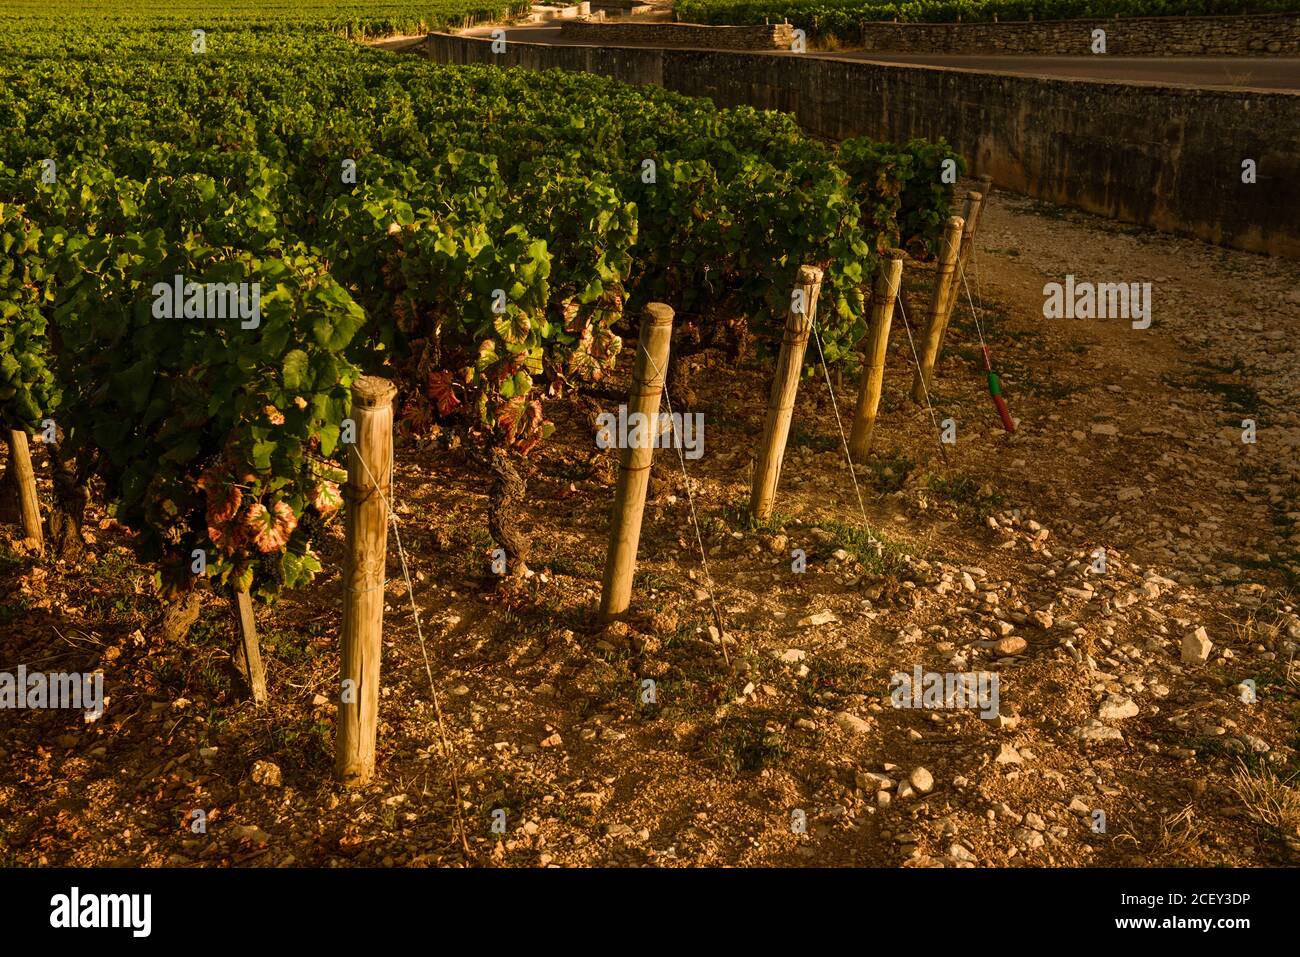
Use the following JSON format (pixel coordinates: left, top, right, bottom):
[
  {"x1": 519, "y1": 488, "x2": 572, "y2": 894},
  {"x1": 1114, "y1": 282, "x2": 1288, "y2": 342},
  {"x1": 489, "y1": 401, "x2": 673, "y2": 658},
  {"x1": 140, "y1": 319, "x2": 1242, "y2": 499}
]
[
  {"x1": 232, "y1": 586, "x2": 267, "y2": 705},
  {"x1": 7, "y1": 429, "x2": 42, "y2": 553},
  {"x1": 848, "y1": 252, "x2": 905, "y2": 461},
  {"x1": 599, "y1": 303, "x2": 674, "y2": 622},
  {"x1": 750, "y1": 265, "x2": 822, "y2": 523},
  {"x1": 911, "y1": 215, "x2": 965, "y2": 404},
  {"x1": 934, "y1": 189, "x2": 986, "y2": 358},
  {"x1": 336, "y1": 375, "x2": 397, "y2": 787}
]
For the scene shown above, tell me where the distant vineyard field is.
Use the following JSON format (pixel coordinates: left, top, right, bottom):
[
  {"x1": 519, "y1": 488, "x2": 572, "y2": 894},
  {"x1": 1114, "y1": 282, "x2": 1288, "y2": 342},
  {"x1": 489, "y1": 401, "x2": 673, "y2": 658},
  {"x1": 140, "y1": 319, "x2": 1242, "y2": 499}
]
[
  {"x1": 0, "y1": 0, "x2": 533, "y2": 37},
  {"x1": 673, "y1": 0, "x2": 1300, "y2": 32}
]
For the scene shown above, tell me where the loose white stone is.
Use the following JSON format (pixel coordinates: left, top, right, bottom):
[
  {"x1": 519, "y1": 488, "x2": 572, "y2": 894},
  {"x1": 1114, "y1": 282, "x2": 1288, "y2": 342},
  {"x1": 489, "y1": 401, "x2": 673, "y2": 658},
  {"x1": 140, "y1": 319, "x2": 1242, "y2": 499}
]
[
  {"x1": 1098, "y1": 694, "x2": 1139, "y2": 721},
  {"x1": 910, "y1": 767, "x2": 934, "y2": 793},
  {"x1": 1181, "y1": 626, "x2": 1212, "y2": 664}
]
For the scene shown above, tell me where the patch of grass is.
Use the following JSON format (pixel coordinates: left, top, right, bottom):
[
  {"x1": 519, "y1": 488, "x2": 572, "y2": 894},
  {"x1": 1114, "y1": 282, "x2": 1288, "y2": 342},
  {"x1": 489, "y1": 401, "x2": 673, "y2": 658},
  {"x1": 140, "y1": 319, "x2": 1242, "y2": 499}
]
[
  {"x1": 1161, "y1": 732, "x2": 1268, "y2": 764},
  {"x1": 663, "y1": 614, "x2": 705, "y2": 652},
  {"x1": 926, "y1": 473, "x2": 1003, "y2": 525},
  {"x1": 1220, "y1": 589, "x2": 1295, "y2": 647},
  {"x1": 1229, "y1": 759, "x2": 1300, "y2": 856},
  {"x1": 636, "y1": 569, "x2": 678, "y2": 595},
  {"x1": 81, "y1": 549, "x2": 160, "y2": 619},
  {"x1": 1250, "y1": 659, "x2": 1300, "y2": 702},
  {"x1": 548, "y1": 798, "x2": 598, "y2": 827},
  {"x1": 865, "y1": 452, "x2": 914, "y2": 494},
  {"x1": 196, "y1": 706, "x2": 232, "y2": 747},
  {"x1": 720, "y1": 499, "x2": 796, "y2": 534},
  {"x1": 148, "y1": 656, "x2": 184, "y2": 694},
  {"x1": 815, "y1": 31, "x2": 843, "y2": 51},
  {"x1": 260, "y1": 714, "x2": 332, "y2": 770},
  {"x1": 699, "y1": 513, "x2": 730, "y2": 539},
  {"x1": 85, "y1": 548, "x2": 135, "y2": 584},
  {"x1": 815, "y1": 517, "x2": 911, "y2": 576},
  {"x1": 451, "y1": 525, "x2": 497, "y2": 579},
  {"x1": 261, "y1": 626, "x2": 317, "y2": 668},
  {"x1": 0, "y1": 543, "x2": 24, "y2": 575},
  {"x1": 797, "y1": 656, "x2": 880, "y2": 708},
  {"x1": 147, "y1": 612, "x2": 235, "y2": 699},
  {"x1": 706, "y1": 714, "x2": 786, "y2": 777},
  {"x1": 1147, "y1": 805, "x2": 1212, "y2": 865},
  {"x1": 546, "y1": 554, "x2": 601, "y2": 579},
  {"x1": 191, "y1": 655, "x2": 235, "y2": 698},
  {"x1": 478, "y1": 772, "x2": 549, "y2": 828}
]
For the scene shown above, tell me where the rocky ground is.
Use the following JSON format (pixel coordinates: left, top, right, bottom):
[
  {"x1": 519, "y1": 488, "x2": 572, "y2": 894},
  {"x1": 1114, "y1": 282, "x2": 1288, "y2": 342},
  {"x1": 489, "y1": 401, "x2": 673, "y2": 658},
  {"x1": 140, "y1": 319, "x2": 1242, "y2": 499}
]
[{"x1": 1, "y1": 181, "x2": 1298, "y2": 868}]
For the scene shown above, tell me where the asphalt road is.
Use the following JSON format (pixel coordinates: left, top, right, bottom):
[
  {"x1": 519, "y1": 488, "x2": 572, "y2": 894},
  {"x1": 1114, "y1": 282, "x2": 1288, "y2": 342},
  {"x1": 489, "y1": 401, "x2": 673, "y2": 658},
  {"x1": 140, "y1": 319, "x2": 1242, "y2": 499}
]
[{"x1": 462, "y1": 25, "x2": 1300, "y2": 91}]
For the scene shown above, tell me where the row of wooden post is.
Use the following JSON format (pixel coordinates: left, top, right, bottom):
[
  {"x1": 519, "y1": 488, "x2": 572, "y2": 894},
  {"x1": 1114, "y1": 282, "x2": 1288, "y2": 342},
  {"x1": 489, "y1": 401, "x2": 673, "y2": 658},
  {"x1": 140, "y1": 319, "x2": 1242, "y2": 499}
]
[
  {"x1": 914, "y1": 175, "x2": 991, "y2": 401},
  {"x1": 595, "y1": 177, "x2": 993, "y2": 626},
  {"x1": 322, "y1": 181, "x2": 998, "y2": 785}
]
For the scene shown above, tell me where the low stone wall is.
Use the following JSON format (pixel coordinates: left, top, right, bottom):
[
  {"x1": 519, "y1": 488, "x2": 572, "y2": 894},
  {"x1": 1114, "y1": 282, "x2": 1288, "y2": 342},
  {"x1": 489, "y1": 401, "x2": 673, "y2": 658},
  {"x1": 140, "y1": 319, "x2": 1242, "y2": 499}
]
[
  {"x1": 559, "y1": 20, "x2": 795, "y2": 49},
  {"x1": 853, "y1": 13, "x2": 1300, "y2": 56},
  {"x1": 419, "y1": 32, "x2": 1300, "y2": 258}
]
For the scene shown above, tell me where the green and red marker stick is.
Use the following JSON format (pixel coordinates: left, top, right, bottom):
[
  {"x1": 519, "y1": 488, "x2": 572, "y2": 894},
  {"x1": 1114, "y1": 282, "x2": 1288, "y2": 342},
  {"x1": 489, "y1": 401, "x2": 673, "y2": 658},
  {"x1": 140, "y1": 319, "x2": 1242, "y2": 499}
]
[{"x1": 982, "y1": 345, "x2": 1016, "y2": 433}]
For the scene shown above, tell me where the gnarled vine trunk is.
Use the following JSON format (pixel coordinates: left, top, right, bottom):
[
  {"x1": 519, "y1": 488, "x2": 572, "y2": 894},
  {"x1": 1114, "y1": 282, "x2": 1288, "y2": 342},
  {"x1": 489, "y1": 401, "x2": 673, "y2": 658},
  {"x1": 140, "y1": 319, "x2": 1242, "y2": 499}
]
[
  {"x1": 47, "y1": 441, "x2": 90, "y2": 561},
  {"x1": 486, "y1": 446, "x2": 529, "y2": 578},
  {"x1": 158, "y1": 589, "x2": 204, "y2": 644}
]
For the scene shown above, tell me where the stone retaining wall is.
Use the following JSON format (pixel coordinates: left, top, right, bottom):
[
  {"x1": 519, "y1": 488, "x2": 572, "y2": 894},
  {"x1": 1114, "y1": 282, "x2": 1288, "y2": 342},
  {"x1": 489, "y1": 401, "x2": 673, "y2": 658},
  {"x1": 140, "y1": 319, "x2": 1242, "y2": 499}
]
[{"x1": 420, "y1": 32, "x2": 1300, "y2": 258}]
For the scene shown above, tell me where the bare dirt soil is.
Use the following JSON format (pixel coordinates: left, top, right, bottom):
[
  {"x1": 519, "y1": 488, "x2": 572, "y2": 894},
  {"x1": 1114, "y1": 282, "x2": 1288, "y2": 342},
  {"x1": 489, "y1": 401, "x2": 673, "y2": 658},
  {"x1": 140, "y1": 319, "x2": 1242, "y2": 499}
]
[{"x1": 2, "y1": 182, "x2": 1299, "y2": 868}]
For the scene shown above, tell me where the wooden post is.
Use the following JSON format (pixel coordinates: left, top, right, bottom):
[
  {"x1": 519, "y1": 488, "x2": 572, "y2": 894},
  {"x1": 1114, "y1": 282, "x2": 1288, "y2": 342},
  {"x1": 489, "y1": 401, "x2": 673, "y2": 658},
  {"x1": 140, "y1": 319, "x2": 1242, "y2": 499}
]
[
  {"x1": 934, "y1": 189, "x2": 986, "y2": 358},
  {"x1": 911, "y1": 215, "x2": 965, "y2": 404},
  {"x1": 7, "y1": 429, "x2": 42, "y2": 553},
  {"x1": 599, "y1": 303, "x2": 674, "y2": 622},
  {"x1": 750, "y1": 265, "x2": 822, "y2": 523},
  {"x1": 848, "y1": 252, "x2": 905, "y2": 461},
  {"x1": 336, "y1": 375, "x2": 397, "y2": 787},
  {"x1": 232, "y1": 587, "x2": 267, "y2": 705}
]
